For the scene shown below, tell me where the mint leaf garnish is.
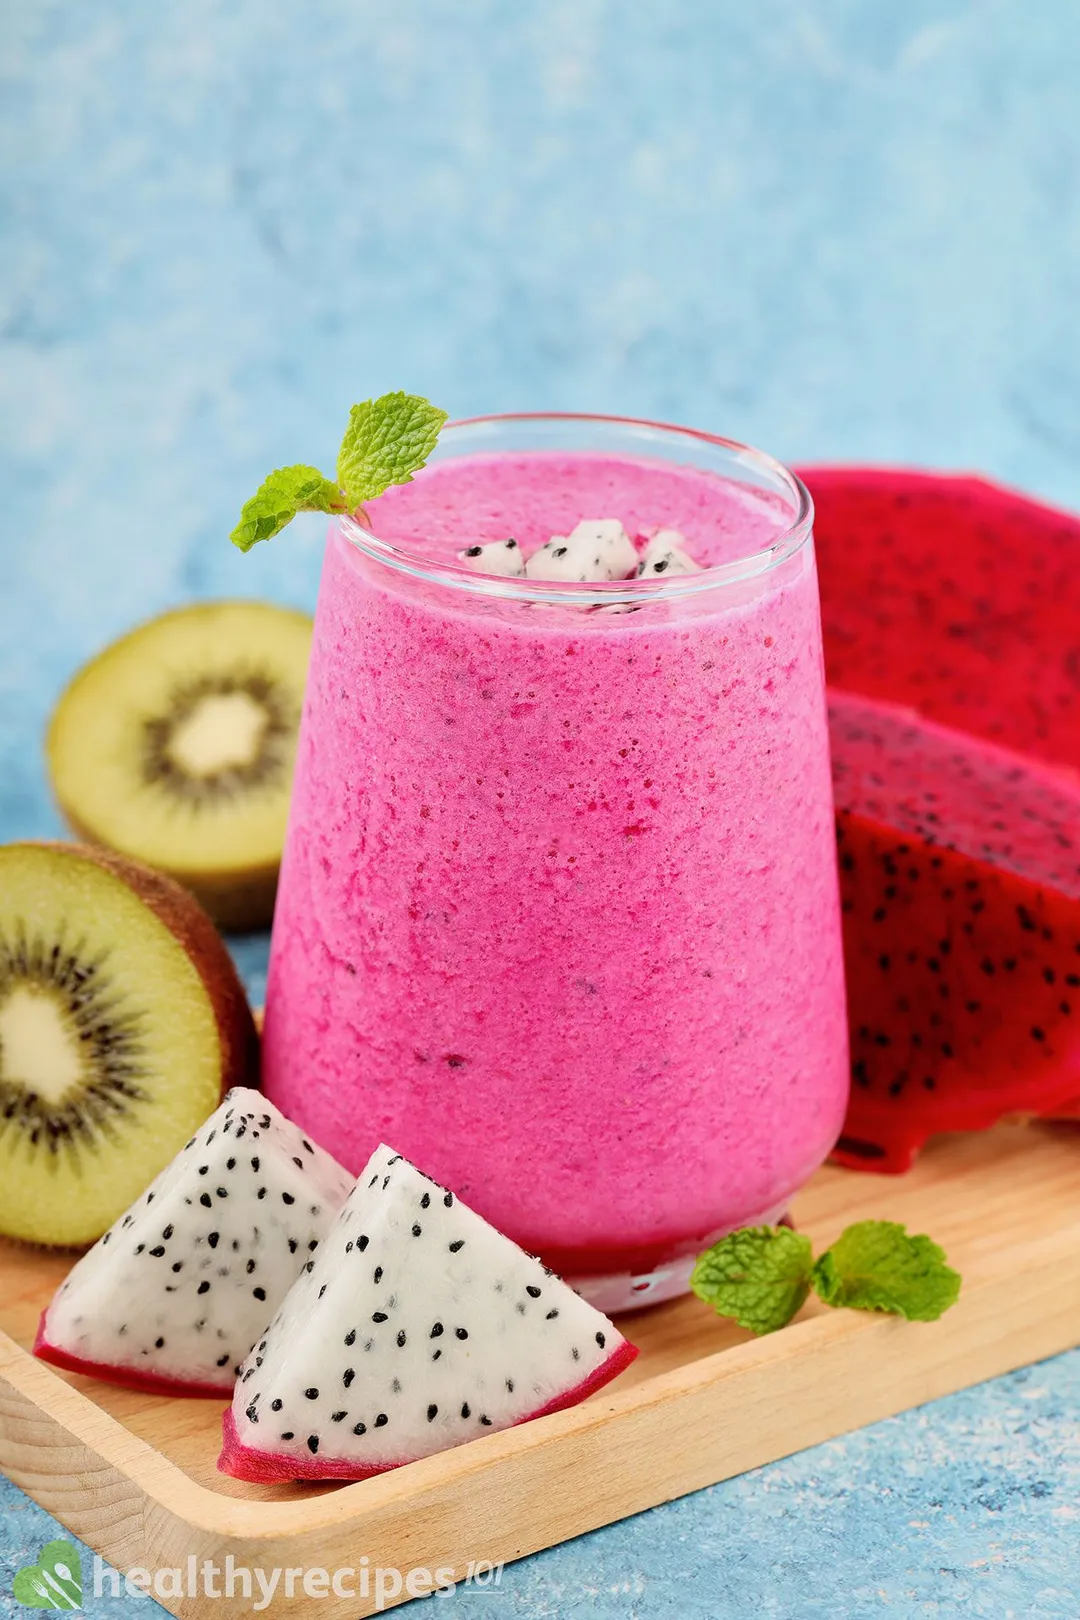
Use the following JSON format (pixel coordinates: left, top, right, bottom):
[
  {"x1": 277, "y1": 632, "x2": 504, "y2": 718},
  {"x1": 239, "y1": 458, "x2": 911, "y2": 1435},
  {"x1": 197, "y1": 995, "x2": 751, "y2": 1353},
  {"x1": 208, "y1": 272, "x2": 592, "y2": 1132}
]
[
  {"x1": 230, "y1": 393, "x2": 447, "y2": 551},
  {"x1": 337, "y1": 392, "x2": 448, "y2": 509},
  {"x1": 811, "y1": 1219, "x2": 961, "y2": 1321},
  {"x1": 691, "y1": 1225, "x2": 813, "y2": 1335},
  {"x1": 230, "y1": 465, "x2": 343, "y2": 553}
]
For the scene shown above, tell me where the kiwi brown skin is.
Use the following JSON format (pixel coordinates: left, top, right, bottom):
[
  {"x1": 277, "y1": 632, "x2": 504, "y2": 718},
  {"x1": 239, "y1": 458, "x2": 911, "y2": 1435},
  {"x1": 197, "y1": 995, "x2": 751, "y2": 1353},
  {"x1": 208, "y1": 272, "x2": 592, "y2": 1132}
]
[{"x1": 1, "y1": 842, "x2": 261, "y2": 1246}]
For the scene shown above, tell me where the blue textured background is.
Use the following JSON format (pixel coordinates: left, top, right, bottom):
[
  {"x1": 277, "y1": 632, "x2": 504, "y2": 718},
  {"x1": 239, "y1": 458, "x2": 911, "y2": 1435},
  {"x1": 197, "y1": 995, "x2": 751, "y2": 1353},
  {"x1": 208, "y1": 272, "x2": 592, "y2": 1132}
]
[{"x1": 2, "y1": 2, "x2": 1079, "y2": 1614}]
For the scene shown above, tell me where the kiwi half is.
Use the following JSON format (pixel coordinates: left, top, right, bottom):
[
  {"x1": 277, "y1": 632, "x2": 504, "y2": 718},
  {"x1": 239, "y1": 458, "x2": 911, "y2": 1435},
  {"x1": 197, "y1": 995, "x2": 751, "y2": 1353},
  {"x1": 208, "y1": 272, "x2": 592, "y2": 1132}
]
[
  {"x1": 47, "y1": 601, "x2": 312, "y2": 931},
  {"x1": 0, "y1": 842, "x2": 259, "y2": 1247}
]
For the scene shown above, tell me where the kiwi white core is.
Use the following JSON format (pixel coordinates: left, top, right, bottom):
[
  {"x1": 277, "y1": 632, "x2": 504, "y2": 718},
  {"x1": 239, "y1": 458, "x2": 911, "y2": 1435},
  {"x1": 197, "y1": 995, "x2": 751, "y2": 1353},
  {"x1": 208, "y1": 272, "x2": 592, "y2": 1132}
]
[
  {"x1": 165, "y1": 690, "x2": 269, "y2": 779},
  {"x1": 0, "y1": 986, "x2": 84, "y2": 1106}
]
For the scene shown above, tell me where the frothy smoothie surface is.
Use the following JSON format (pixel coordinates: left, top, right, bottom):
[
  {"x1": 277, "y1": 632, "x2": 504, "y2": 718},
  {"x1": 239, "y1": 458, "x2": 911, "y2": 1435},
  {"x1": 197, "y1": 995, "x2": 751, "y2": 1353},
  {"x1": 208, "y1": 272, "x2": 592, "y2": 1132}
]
[
  {"x1": 263, "y1": 449, "x2": 848, "y2": 1281},
  {"x1": 365, "y1": 450, "x2": 789, "y2": 569}
]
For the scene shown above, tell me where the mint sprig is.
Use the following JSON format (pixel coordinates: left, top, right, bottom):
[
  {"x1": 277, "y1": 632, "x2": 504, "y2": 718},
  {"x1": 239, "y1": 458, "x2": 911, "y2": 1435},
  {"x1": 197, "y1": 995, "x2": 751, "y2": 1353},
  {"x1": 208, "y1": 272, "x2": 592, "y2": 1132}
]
[
  {"x1": 230, "y1": 392, "x2": 448, "y2": 552},
  {"x1": 692, "y1": 1218, "x2": 960, "y2": 1335}
]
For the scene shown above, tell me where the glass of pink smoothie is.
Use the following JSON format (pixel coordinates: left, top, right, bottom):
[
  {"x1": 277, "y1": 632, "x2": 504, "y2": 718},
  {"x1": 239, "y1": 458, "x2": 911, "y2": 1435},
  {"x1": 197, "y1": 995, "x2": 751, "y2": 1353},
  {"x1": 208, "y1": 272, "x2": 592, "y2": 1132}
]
[{"x1": 262, "y1": 414, "x2": 849, "y2": 1311}]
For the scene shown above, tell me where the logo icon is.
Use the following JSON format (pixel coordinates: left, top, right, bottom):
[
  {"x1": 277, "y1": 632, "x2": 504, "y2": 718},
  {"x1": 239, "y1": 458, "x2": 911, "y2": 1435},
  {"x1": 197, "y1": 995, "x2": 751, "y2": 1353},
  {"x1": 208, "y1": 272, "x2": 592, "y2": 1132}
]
[{"x1": 12, "y1": 1542, "x2": 83, "y2": 1610}]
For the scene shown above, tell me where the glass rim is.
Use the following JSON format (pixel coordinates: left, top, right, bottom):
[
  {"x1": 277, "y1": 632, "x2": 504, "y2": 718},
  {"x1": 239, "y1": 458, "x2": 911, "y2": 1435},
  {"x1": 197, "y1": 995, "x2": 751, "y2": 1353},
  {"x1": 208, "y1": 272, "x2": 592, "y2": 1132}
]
[{"x1": 338, "y1": 411, "x2": 814, "y2": 604}]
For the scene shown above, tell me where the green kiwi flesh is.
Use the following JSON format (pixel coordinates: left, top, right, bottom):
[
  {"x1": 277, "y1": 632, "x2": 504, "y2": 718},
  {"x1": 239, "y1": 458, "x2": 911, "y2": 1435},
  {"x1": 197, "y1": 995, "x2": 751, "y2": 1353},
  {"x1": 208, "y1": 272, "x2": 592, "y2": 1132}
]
[
  {"x1": 47, "y1": 601, "x2": 313, "y2": 931},
  {"x1": 0, "y1": 842, "x2": 258, "y2": 1246}
]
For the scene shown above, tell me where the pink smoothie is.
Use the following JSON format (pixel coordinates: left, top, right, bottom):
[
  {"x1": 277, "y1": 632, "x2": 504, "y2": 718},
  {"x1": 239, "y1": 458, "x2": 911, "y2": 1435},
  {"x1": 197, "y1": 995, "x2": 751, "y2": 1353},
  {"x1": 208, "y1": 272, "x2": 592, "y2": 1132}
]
[{"x1": 263, "y1": 449, "x2": 849, "y2": 1289}]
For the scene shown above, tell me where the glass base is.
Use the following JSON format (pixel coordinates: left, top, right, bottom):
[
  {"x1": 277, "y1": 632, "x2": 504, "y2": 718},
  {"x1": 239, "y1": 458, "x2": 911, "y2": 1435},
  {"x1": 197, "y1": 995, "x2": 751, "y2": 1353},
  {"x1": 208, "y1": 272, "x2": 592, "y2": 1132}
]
[{"x1": 567, "y1": 1200, "x2": 794, "y2": 1315}]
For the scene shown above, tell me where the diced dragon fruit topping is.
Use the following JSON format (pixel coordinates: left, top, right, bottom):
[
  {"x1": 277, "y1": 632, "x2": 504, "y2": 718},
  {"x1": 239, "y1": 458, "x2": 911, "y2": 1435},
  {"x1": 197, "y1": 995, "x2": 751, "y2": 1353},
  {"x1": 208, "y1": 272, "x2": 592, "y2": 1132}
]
[
  {"x1": 637, "y1": 529, "x2": 701, "y2": 578},
  {"x1": 456, "y1": 538, "x2": 526, "y2": 577}
]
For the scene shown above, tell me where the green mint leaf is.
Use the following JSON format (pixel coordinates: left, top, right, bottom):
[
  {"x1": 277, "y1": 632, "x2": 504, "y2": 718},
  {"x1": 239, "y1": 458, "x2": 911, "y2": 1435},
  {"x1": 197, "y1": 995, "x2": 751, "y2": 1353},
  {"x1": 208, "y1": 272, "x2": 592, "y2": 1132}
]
[
  {"x1": 336, "y1": 391, "x2": 448, "y2": 509},
  {"x1": 230, "y1": 464, "x2": 342, "y2": 552},
  {"x1": 691, "y1": 1225, "x2": 814, "y2": 1335},
  {"x1": 811, "y1": 1219, "x2": 961, "y2": 1322}
]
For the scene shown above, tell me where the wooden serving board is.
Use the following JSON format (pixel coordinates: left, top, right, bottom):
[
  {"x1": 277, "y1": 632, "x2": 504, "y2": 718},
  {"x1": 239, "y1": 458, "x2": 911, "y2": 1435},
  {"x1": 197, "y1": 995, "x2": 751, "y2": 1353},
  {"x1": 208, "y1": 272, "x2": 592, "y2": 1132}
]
[{"x1": 2, "y1": 1121, "x2": 1078, "y2": 1618}]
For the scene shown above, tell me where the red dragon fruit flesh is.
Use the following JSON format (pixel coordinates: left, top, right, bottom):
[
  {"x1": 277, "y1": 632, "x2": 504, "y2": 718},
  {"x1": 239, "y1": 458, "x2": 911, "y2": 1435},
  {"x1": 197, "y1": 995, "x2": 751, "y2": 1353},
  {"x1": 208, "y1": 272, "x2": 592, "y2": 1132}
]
[
  {"x1": 829, "y1": 691, "x2": 1080, "y2": 1172},
  {"x1": 803, "y1": 467, "x2": 1080, "y2": 775},
  {"x1": 35, "y1": 1088, "x2": 354, "y2": 1396},
  {"x1": 219, "y1": 1143, "x2": 637, "y2": 1482}
]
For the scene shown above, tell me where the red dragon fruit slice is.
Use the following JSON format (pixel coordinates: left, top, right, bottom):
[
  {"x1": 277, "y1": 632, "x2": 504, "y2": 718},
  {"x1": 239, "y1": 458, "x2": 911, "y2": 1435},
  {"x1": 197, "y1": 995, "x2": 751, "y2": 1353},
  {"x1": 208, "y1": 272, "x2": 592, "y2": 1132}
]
[
  {"x1": 830, "y1": 691, "x2": 1080, "y2": 1173},
  {"x1": 35, "y1": 1088, "x2": 354, "y2": 1396},
  {"x1": 803, "y1": 466, "x2": 1080, "y2": 774},
  {"x1": 219, "y1": 1144, "x2": 637, "y2": 1482}
]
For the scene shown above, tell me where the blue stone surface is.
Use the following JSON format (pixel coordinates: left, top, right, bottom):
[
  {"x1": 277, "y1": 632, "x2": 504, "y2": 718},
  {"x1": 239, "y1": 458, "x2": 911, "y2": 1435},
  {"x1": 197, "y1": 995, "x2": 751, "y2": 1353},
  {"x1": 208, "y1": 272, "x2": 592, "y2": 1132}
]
[{"x1": 1, "y1": 2, "x2": 1078, "y2": 1613}]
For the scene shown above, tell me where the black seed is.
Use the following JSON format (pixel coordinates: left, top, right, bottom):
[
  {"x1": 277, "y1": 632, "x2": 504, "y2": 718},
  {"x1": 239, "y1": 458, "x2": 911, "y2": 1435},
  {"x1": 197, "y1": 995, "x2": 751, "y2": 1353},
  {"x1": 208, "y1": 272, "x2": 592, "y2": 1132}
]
[
  {"x1": 246, "y1": 1404, "x2": 258, "y2": 1422},
  {"x1": 282, "y1": 1192, "x2": 295, "y2": 1205},
  {"x1": 246, "y1": 1259, "x2": 256, "y2": 1274},
  {"x1": 397, "y1": 1330, "x2": 407, "y2": 1346},
  {"x1": 257, "y1": 1188, "x2": 267, "y2": 1200},
  {"x1": 251, "y1": 1156, "x2": 260, "y2": 1172},
  {"x1": 596, "y1": 1332, "x2": 606, "y2": 1348},
  {"x1": 572, "y1": 1346, "x2": 580, "y2": 1360},
  {"x1": 217, "y1": 1354, "x2": 230, "y2": 1366},
  {"x1": 200, "y1": 1193, "x2": 212, "y2": 1208},
  {"x1": 373, "y1": 1311, "x2": 388, "y2": 1323},
  {"x1": 432, "y1": 1348, "x2": 442, "y2": 1361},
  {"x1": 208, "y1": 1232, "x2": 220, "y2": 1249},
  {"x1": 271, "y1": 1398, "x2": 283, "y2": 1411},
  {"x1": 358, "y1": 1235, "x2": 369, "y2": 1251},
  {"x1": 465, "y1": 545, "x2": 482, "y2": 556},
  {"x1": 172, "y1": 1261, "x2": 183, "y2": 1273},
  {"x1": 546, "y1": 1309, "x2": 559, "y2": 1320},
  {"x1": 288, "y1": 1239, "x2": 298, "y2": 1253},
  {"x1": 353, "y1": 1422, "x2": 366, "y2": 1436},
  {"x1": 430, "y1": 1322, "x2": 444, "y2": 1338},
  {"x1": 461, "y1": 1402, "x2": 471, "y2": 1418},
  {"x1": 412, "y1": 1223, "x2": 422, "y2": 1237},
  {"x1": 1032, "y1": 1026, "x2": 1046, "y2": 1041},
  {"x1": 281, "y1": 1432, "x2": 294, "y2": 1441},
  {"x1": 480, "y1": 1415, "x2": 492, "y2": 1427},
  {"x1": 374, "y1": 1266, "x2": 383, "y2": 1284},
  {"x1": 253, "y1": 1287, "x2": 266, "y2": 1301},
  {"x1": 526, "y1": 1285, "x2": 541, "y2": 1298},
  {"x1": 444, "y1": 1192, "x2": 454, "y2": 1208},
  {"x1": 149, "y1": 1246, "x2": 165, "y2": 1258},
  {"x1": 427, "y1": 1404, "x2": 438, "y2": 1422},
  {"x1": 375, "y1": 1413, "x2": 388, "y2": 1427},
  {"x1": 344, "y1": 1369, "x2": 355, "y2": 1388},
  {"x1": 506, "y1": 1378, "x2": 514, "y2": 1392},
  {"x1": 155, "y1": 1337, "x2": 165, "y2": 1349},
  {"x1": 455, "y1": 1327, "x2": 468, "y2": 1340},
  {"x1": 304, "y1": 1388, "x2": 319, "y2": 1400},
  {"x1": 162, "y1": 1225, "x2": 173, "y2": 1239},
  {"x1": 344, "y1": 1330, "x2": 356, "y2": 1346},
  {"x1": 307, "y1": 1436, "x2": 319, "y2": 1454},
  {"x1": 420, "y1": 1192, "x2": 431, "y2": 1209},
  {"x1": 449, "y1": 1240, "x2": 464, "y2": 1253},
  {"x1": 198, "y1": 1281, "x2": 210, "y2": 1295}
]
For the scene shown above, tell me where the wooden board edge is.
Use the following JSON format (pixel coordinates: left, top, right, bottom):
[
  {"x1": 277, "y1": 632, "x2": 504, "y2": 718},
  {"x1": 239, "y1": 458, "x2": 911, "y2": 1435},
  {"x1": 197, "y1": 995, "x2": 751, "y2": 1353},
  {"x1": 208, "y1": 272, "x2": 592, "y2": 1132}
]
[{"x1": 2, "y1": 1222, "x2": 1079, "y2": 1617}]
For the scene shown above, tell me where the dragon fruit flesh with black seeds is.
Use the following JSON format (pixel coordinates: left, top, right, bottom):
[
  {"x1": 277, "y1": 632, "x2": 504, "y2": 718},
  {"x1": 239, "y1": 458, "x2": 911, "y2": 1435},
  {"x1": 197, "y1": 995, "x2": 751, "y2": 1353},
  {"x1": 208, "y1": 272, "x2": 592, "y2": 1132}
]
[
  {"x1": 219, "y1": 1144, "x2": 638, "y2": 1482},
  {"x1": 637, "y1": 529, "x2": 701, "y2": 578},
  {"x1": 525, "y1": 519, "x2": 639, "y2": 582},
  {"x1": 456, "y1": 538, "x2": 526, "y2": 577},
  {"x1": 35, "y1": 1088, "x2": 354, "y2": 1396}
]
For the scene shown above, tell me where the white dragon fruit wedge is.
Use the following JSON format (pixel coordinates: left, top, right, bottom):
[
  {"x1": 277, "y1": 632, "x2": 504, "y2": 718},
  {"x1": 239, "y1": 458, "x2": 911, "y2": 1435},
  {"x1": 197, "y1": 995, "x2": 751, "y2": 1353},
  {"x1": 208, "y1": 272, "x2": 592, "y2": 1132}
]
[
  {"x1": 35, "y1": 1089, "x2": 354, "y2": 1397},
  {"x1": 219, "y1": 1144, "x2": 637, "y2": 1482},
  {"x1": 525, "y1": 518, "x2": 638, "y2": 582},
  {"x1": 637, "y1": 529, "x2": 701, "y2": 577},
  {"x1": 457, "y1": 538, "x2": 526, "y2": 577}
]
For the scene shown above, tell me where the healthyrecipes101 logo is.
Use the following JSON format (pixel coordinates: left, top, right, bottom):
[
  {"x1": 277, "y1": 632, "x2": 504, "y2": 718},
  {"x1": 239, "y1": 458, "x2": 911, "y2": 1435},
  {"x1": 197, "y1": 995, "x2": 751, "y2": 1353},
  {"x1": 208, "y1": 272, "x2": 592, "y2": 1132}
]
[{"x1": 12, "y1": 1542, "x2": 83, "y2": 1609}]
